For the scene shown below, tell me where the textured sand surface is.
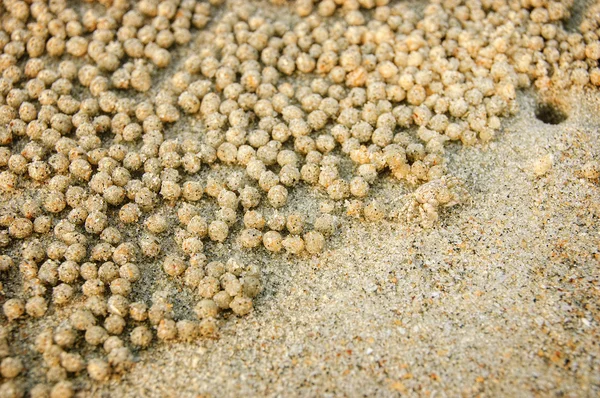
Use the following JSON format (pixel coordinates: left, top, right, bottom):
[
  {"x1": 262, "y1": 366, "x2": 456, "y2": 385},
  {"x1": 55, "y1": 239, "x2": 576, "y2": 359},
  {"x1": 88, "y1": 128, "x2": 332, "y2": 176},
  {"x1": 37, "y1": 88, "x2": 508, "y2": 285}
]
[
  {"x1": 2, "y1": 0, "x2": 600, "y2": 395},
  {"x1": 94, "y1": 90, "x2": 600, "y2": 397}
]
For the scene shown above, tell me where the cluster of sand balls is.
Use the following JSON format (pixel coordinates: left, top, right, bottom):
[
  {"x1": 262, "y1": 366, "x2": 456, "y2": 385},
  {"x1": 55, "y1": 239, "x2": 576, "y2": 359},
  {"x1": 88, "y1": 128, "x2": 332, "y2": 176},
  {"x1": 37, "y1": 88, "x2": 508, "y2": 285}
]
[{"x1": 0, "y1": 0, "x2": 599, "y2": 394}]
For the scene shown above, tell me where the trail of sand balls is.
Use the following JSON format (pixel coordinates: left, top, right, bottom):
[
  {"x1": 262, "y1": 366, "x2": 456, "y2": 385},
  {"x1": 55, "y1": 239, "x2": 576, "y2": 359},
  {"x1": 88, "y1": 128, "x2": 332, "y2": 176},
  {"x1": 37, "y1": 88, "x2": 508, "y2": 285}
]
[{"x1": 0, "y1": 0, "x2": 599, "y2": 395}]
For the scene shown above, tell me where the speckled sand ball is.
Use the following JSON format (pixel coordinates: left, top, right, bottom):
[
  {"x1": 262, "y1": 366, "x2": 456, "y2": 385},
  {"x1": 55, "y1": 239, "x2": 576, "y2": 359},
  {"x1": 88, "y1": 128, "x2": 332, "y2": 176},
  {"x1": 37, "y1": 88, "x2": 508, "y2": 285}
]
[
  {"x1": 30, "y1": 384, "x2": 51, "y2": 398},
  {"x1": 198, "y1": 318, "x2": 218, "y2": 337},
  {"x1": 282, "y1": 235, "x2": 305, "y2": 255},
  {"x1": 0, "y1": 381, "x2": 24, "y2": 398},
  {"x1": 364, "y1": 200, "x2": 385, "y2": 222},
  {"x1": 87, "y1": 359, "x2": 111, "y2": 381},
  {"x1": 303, "y1": 231, "x2": 325, "y2": 254},
  {"x1": 26, "y1": 296, "x2": 48, "y2": 318},
  {"x1": 105, "y1": 314, "x2": 126, "y2": 335},
  {"x1": 60, "y1": 352, "x2": 85, "y2": 373},
  {"x1": 177, "y1": 320, "x2": 198, "y2": 342},
  {"x1": 54, "y1": 327, "x2": 77, "y2": 349},
  {"x1": 157, "y1": 319, "x2": 178, "y2": 341},
  {"x1": 239, "y1": 228, "x2": 263, "y2": 248},
  {"x1": 70, "y1": 309, "x2": 96, "y2": 331},
  {"x1": 1, "y1": 357, "x2": 24, "y2": 378},
  {"x1": 262, "y1": 230, "x2": 283, "y2": 252},
  {"x1": 314, "y1": 213, "x2": 337, "y2": 236},
  {"x1": 130, "y1": 326, "x2": 153, "y2": 348},
  {"x1": 230, "y1": 296, "x2": 253, "y2": 316},
  {"x1": 163, "y1": 255, "x2": 186, "y2": 277},
  {"x1": 85, "y1": 326, "x2": 108, "y2": 346},
  {"x1": 3, "y1": 299, "x2": 25, "y2": 321},
  {"x1": 103, "y1": 336, "x2": 124, "y2": 354},
  {"x1": 107, "y1": 347, "x2": 133, "y2": 374},
  {"x1": 267, "y1": 185, "x2": 288, "y2": 208},
  {"x1": 129, "y1": 302, "x2": 148, "y2": 322},
  {"x1": 49, "y1": 381, "x2": 74, "y2": 398},
  {"x1": 195, "y1": 299, "x2": 219, "y2": 319},
  {"x1": 208, "y1": 220, "x2": 229, "y2": 242},
  {"x1": 0, "y1": 255, "x2": 14, "y2": 271}
]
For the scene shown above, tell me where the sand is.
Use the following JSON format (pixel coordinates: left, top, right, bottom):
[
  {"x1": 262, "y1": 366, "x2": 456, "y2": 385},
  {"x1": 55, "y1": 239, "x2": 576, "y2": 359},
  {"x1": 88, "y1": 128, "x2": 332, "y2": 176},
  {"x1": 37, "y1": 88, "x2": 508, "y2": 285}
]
[
  {"x1": 87, "y1": 88, "x2": 600, "y2": 397},
  {"x1": 2, "y1": 0, "x2": 600, "y2": 396}
]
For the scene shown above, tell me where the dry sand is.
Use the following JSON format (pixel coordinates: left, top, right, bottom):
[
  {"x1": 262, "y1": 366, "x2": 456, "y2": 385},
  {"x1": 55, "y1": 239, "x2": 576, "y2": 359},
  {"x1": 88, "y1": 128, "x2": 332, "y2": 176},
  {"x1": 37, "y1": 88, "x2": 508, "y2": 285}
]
[
  {"x1": 89, "y1": 88, "x2": 600, "y2": 397},
  {"x1": 2, "y1": 0, "x2": 600, "y2": 396}
]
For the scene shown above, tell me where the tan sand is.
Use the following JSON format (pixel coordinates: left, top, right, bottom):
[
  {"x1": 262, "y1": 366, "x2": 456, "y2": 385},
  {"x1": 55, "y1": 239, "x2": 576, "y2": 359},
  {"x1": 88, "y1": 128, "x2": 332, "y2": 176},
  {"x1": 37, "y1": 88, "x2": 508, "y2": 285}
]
[
  {"x1": 2, "y1": 0, "x2": 600, "y2": 396},
  {"x1": 94, "y1": 89, "x2": 600, "y2": 397}
]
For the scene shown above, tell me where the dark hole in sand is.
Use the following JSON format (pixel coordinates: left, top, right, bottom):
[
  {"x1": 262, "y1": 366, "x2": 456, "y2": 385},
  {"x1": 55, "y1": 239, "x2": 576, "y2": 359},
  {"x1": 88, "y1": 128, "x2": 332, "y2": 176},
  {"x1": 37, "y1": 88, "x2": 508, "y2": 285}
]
[{"x1": 535, "y1": 102, "x2": 567, "y2": 125}]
